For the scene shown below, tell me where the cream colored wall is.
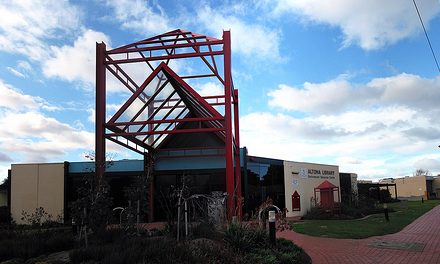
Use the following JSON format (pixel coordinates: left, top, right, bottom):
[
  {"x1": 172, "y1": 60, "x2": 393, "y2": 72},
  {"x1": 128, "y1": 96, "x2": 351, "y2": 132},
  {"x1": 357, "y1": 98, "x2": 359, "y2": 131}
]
[
  {"x1": 11, "y1": 163, "x2": 64, "y2": 224},
  {"x1": 284, "y1": 161, "x2": 340, "y2": 217},
  {"x1": 394, "y1": 176, "x2": 427, "y2": 199}
]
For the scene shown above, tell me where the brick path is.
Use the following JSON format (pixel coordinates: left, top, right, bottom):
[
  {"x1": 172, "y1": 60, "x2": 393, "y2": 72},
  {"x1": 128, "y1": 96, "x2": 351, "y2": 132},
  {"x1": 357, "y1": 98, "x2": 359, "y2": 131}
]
[{"x1": 278, "y1": 205, "x2": 440, "y2": 264}]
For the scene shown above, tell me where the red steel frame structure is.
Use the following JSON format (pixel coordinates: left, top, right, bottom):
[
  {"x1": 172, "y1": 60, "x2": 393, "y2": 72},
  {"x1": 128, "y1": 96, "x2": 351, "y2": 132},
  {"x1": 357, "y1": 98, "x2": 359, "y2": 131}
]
[{"x1": 95, "y1": 29, "x2": 241, "y2": 220}]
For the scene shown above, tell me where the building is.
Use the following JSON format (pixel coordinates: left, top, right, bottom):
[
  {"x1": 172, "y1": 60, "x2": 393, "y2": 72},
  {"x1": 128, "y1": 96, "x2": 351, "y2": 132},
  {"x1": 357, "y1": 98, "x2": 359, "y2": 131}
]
[
  {"x1": 381, "y1": 176, "x2": 440, "y2": 200},
  {"x1": 8, "y1": 149, "x2": 346, "y2": 224},
  {"x1": 284, "y1": 161, "x2": 340, "y2": 217},
  {"x1": 5, "y1": 29, "x2": 349, "y2": 224},
  {"x1": 0, "y1": 180, "x2": 7, "y2": 207},
  {"x1": 339, "y1": 173, "x2": 358, "y2": 205}
]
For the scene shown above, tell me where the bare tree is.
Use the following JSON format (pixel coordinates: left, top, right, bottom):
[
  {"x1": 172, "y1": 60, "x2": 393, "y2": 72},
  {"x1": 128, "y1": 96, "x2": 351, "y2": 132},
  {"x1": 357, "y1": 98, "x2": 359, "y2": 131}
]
[{"x1": 413, "y1": 168, "x2": 432, "y2": 176}]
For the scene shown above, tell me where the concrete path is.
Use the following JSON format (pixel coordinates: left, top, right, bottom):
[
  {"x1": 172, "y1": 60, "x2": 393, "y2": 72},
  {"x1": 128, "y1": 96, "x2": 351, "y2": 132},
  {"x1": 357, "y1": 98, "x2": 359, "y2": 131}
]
[{"x1": 278, "y1": 205, "x2": 440, "y2": 264}]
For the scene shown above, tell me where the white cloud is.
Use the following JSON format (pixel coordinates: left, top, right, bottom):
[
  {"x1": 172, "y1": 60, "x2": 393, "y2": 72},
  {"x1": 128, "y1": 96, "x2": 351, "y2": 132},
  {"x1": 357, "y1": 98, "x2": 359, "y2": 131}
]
[
  {"x1": 413, "y1": 158, "x2": 440, "y2": 172},
  {"x1": 6, "y1": 61, "x2": 34, "y2": 78},
  {"x1": 0, "y1": 80, "x2": 41, "y2": 110},
  {"x1": 241, "y1": 79, "x2": 440, "y2": 180},
  {"x1": 43, "y1": 29, "x2": 111, "y2": 88},
  {"x1": 0, "y1": 81, "x2": 94, "y2": 169},
  {"x1": 7, "y1": 67, "x2": 25, "y2": 78},
  {"x1": 268, "y1": 77, "x2": 357, "y2": 113},
  {"x1": 105, "y1": 0, "x2": 171, "y2": 35},
  {"x1": 0, "y1": 0, "x2": 81, "y2": 59},
  {"x1": 270, "y1": 0, "x2": 440, "y2": 50},
  {"x1": 197, "y1": 6, "x2": 281, "y2": 60},
  {"x1": 0, "y1": 110, "x2": 94, "y2": 162},
  {"x1": 268, "y1": 73, "x2": 440, "y2": 114},
  {"x1": 195, "y1": 82, "x2": 224, "y2": 96},
  {"x1": 241, "y1": 111, "x2": 440, "y2": 179}
]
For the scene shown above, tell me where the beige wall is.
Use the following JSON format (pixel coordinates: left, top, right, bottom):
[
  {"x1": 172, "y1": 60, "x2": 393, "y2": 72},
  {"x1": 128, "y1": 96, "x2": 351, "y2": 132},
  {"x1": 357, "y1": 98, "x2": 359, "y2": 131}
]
[
  {"x1": 394, "y1": 176, "x2": 427, "y2": 199},
  {"x1": 11, "y1": 163, "x2": 64, "y2": 224},
  {"x1": 284, "y1": 161, "x2": 340, "y2": 217}
]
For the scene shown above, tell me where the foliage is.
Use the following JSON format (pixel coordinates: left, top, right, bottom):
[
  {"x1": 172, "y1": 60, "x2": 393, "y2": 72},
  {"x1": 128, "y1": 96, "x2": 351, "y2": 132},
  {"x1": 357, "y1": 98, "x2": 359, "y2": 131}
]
[
  {"x1": 303, "y1": 194, "x2": 396, "y2": 220},
  {"x1": 70, "y1": 152, "x2": 115, "y2": 235},
  {"x1": 123, "y1": 154, "x2": 155, "y2": 229},
  {"x1": 21, "y1": 207, "x2": 52, "y2": 226},
  {"x1": 292, "y1": 200, "x2": 440, "y2": 239},
  {"x1": 254, "y1": 197, "x2": 290, "y2": 231},
  {"x1": 190, "y1": 220, "x2": 222, "y2": 240},
  {"x1": 70, "y1": 235, "x2": 235, "y2": 264},
  {"x1": 223, "y1": 223, "x2": 269, "y2": 253},
  {"x1": 70, "y1": 175, "x2": 113, "y2": 234},
  {"x1": 0, "y1": 229, "x2": 73, "y2": 261},
  {"x1": 68, "y1": 226, "x2": 308, "y2": 264}
]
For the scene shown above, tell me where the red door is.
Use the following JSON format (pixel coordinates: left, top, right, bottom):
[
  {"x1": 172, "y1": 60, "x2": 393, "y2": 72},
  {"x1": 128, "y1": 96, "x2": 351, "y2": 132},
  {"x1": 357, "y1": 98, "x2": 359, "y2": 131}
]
[{"x1": 320, "y1": 189, "x2": 334, "y2": 208}]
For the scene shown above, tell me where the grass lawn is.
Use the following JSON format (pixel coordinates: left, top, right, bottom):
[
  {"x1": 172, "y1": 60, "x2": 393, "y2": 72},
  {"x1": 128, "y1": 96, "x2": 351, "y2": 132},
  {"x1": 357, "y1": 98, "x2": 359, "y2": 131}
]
[{"x1": 291, "y1": 200, "x2": 440, "y2": 239}]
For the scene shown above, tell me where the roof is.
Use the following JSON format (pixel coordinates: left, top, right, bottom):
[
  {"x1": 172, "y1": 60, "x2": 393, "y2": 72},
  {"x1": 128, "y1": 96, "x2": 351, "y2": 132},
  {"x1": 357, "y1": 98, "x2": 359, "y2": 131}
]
[{"x1": 316, "y1": 180, "x2": 338, "y2": 189}]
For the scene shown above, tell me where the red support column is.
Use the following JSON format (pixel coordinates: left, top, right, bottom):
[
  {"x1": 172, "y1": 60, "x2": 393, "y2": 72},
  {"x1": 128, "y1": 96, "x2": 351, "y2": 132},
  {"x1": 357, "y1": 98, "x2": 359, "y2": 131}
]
[
  {"x1": 145, "y1": 153, "x2": 154, "y2": 222},
  {"x1": 234, "y1": 89, "x2": 242, "y2": 220},
  {"x1": 95, "y1": 42, "x2": 106, "y2": 179},
  {"x1": 223, "y1": 31, "x2": 234, "y2": 221}
]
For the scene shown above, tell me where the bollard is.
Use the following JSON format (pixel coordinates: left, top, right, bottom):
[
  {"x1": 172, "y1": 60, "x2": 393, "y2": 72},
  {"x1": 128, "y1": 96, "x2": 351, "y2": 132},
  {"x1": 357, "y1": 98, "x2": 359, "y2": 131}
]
[
  {"x1": 383, "y1": 203, "x2": 389, "y2": 222},
  {"x1": 422, "y1": 197, "x2": 424, "y2": 203},
  {"x1": 268, "y1": 210, "x2": 276, "y2": 245}
]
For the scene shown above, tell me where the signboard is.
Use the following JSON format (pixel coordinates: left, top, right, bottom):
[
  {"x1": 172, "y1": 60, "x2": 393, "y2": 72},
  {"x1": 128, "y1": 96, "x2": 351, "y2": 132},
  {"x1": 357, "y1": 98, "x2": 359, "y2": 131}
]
[{"x1": 299, "y1": 168, "x2": 308, "y2": 179}]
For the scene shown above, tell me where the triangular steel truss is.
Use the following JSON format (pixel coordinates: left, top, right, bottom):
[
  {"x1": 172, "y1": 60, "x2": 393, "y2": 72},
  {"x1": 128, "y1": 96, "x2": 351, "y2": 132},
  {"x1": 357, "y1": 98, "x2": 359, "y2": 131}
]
[{"x1": 95, "y1": 29, "x2": 241, "y2": 220}]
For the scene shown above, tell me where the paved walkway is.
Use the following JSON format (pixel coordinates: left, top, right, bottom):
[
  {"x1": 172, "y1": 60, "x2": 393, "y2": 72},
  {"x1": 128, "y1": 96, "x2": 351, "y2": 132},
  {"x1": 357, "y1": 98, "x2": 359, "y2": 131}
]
[{"x1": 278, "y1": 205, "x2": 440, "y2": 264}]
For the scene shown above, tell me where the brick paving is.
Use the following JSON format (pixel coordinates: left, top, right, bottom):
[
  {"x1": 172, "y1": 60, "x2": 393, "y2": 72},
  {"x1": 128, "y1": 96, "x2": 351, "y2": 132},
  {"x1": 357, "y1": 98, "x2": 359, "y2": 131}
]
[{"x1": 278, "y1": 205, "x2": 440, "y2": 264}]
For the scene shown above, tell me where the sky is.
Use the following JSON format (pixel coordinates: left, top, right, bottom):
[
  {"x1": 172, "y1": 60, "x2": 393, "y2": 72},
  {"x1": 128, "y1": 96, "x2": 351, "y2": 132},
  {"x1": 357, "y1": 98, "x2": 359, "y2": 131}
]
[{"x1": 1, "y1": 0, "x2": 440, "y2": 182}]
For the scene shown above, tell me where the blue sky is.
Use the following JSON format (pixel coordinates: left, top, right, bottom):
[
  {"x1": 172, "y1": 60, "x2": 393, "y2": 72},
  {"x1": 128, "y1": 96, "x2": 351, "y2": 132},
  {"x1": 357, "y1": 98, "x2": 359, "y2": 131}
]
[{"x1": 1, "y1": 0, "x2": 440, "y2": 182}]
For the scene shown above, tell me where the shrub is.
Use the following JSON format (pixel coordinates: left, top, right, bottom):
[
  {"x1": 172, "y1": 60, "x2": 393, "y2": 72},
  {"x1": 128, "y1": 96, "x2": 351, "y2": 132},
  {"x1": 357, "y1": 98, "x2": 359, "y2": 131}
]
[
  {"x1": 223, "y1": 223, "x2": 268, "y2": 253},
  {"x1": 191, "y1": 221, "x2": 222, "y2": 240},
  {"x1": 0, "y1": 230, "x2": 73, "y2": 261}
]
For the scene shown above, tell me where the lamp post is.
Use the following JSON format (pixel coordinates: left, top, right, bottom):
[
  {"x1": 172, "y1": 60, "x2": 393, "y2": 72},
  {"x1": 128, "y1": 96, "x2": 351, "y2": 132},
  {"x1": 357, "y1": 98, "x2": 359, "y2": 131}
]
[
  {"x1": 268, "y1": 210, "x2": 276, "y2": 245},
  {"x1": 383, "y1": 203, "x2": 389, "y2": 222}
]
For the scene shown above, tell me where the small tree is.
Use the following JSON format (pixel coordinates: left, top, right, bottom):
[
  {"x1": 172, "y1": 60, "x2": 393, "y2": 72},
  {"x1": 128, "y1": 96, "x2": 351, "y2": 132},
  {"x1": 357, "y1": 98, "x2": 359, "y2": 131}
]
[{"x1": 70, "y1": 152, "x2": 114, "y2": 237}]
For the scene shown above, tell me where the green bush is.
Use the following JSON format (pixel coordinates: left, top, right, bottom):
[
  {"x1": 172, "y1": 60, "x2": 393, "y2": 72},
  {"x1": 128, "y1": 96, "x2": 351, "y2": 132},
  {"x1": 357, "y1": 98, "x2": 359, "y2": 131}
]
[
  {"x1": 245, "y1": 250, "x2": 278, "y2": 264},
  {"x1": 191, "y1": 221, "x2": 222, "y2": 240},
  {"x1": 223, "y1": 223, "x2": 268, "y2": 253},
  {"x1": 0, "y1": 230, "x2": 73, "y2": 261},
  {"x1": 68, "y1": 224, "x2": 307, "y2": 264}
]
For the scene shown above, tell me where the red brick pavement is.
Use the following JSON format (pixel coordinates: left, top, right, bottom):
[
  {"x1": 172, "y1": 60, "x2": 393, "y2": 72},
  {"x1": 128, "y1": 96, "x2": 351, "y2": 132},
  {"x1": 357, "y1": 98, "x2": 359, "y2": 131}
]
[{"x1": 278, "y1": 205, "x2": 440, "y2": 264}]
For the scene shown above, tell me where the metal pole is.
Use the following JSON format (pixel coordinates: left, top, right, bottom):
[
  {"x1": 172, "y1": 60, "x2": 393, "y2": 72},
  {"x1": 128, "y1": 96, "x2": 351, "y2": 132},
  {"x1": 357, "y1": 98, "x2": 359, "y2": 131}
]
[
  {"x1": 184, "y1": 200, "x2": 188, "y2": 237},
  {"x1": 177, "y1": 197, "x2": 181, "y2": 241},
  {"x1": 137, "y1": 200, "x2": 140, "y2": 233}
]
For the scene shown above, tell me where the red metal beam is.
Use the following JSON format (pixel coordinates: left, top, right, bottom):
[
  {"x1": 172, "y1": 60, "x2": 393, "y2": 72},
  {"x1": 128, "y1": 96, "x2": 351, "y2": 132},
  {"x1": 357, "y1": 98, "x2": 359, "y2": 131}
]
[
  {"x1": 108, "y1": 116, "x2": 224, "y2": 126},
  {"x1": 223, "y1": 31, "x2": 235, "y2": 221},
  {"x1": 150, "y1": 106, "x2": 188, "y2": 147},
  {"x1": 106, "y1": 136, "x2": 145, "y2": 155},
  {"x1": 107, "y1": 40, "x2": 223, "y2": 55},
  {"x1": 106, "y1": 127, "x2": 224, "y2": 136},
  {"x1": 109, "y1": 64, "x2": 165, "y2": 123},
  {"x1": 106, "y1": 51, "x2": 223, "y2": 64},
  {"x1": 234, "y1": 89, "x2": 242, "y2": 220},
  {"x1": 95, "y1": 42, "x2": 106, "y2": 179}
]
